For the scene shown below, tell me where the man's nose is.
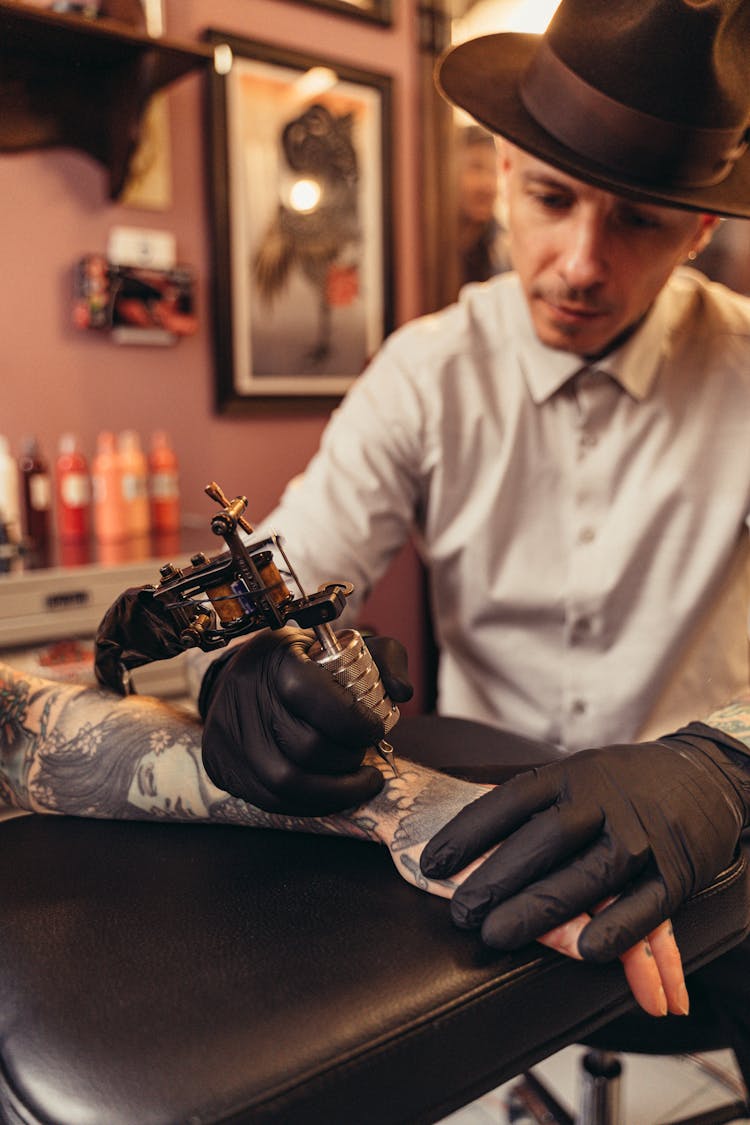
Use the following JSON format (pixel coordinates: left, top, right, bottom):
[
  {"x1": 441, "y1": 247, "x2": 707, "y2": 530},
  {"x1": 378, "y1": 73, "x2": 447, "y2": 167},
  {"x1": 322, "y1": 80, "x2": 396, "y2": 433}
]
[{"x1": 559, "y1": 213, "x2": 608, "y2": 291}]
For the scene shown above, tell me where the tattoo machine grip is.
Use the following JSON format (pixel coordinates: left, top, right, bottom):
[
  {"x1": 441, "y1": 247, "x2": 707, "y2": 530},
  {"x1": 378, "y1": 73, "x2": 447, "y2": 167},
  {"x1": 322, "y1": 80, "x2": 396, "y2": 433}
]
[{"x1": 308, "y1": 625, "x2": 400, "y2": 772}]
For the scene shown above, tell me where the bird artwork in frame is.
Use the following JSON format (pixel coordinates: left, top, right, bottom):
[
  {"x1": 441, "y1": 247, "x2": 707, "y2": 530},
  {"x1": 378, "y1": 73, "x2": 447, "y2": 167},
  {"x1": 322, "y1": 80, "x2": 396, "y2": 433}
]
[
  {"x1": 205, "y1": 32, "x2": 394, "y2": 410},
  {"x1": 253, "y1": 102, "x2": 361, "y2": 368}
]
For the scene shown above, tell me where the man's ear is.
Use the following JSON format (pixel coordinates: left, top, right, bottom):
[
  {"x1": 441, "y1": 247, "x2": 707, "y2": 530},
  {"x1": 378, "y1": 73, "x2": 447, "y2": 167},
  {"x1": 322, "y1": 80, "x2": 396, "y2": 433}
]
[
  {"x1": 496, "y1": 137, "x2": 513, "y2": 177},
  {"x1": 690, "y1": 214, "x2": 722, "y2": 259},
  {"x1": 495, "y1": 139, "x2": 512, "y2": 228}
]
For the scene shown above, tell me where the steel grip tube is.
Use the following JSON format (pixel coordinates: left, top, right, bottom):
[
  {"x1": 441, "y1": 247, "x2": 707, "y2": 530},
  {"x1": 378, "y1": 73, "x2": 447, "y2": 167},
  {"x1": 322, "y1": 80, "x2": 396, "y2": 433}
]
[{"x1": 307, "y1": 628, "x2": 399, "y2": 734}]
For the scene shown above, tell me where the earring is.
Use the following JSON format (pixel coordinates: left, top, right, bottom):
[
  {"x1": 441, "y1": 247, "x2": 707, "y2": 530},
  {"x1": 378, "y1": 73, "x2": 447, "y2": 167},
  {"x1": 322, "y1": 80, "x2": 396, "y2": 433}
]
[{"x1": 687, "y1": 250, "x2": 698, "y2": 261}]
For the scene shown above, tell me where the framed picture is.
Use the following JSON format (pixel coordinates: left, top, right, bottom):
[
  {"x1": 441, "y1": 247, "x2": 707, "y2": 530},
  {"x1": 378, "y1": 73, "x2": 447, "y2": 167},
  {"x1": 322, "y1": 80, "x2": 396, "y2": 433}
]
[
  {"x1": 287, "y1": 0, "x2": 392, "y2": 26},
  {"x1": 205, "y1": 31, "x2": 394, "y2": 411}
]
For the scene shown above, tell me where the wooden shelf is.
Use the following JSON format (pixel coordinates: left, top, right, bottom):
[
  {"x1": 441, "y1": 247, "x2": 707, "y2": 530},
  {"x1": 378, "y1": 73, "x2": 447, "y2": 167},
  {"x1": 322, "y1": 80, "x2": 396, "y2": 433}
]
[{"x1": 0, "y1": 1, "x2": 215, "y2": 197}]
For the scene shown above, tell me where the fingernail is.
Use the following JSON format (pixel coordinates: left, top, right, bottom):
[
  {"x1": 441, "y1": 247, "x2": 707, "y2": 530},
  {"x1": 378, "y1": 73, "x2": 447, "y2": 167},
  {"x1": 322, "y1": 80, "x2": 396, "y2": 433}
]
[
  {"x1": 674, "y1": 983, "x2": 690, "y2": 1017},
  {"x1": 657, "y1": 986, "x2": 668, "y2": 1017}
]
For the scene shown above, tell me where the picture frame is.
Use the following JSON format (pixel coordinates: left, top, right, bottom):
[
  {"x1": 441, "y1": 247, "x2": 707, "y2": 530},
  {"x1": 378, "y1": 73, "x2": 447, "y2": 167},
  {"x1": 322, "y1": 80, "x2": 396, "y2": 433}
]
[
  {"x1": 205, "y1": 30, "x2": 394, "y2": 412},
  {"x1": 287, "y1": 0, "x2": 392, "y2": 26}
]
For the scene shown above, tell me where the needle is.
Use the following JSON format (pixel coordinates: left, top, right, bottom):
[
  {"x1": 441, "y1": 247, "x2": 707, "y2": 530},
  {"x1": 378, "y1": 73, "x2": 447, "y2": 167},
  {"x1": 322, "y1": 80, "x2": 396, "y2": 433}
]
[{"x1": 377, "y1": 739, "x2": 400, "y2": 777}]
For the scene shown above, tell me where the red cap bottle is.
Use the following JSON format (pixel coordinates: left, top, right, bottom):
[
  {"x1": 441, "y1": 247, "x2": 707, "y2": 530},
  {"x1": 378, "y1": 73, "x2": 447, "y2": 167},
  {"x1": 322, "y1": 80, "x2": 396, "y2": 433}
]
[{"x1": 56, "y1": 433, "x2": 91, "y2": 545}]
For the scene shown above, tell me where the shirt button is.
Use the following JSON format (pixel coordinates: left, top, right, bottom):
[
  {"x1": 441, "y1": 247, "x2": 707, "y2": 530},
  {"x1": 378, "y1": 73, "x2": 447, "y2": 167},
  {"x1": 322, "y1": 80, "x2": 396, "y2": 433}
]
[
  {"x1": 571, "y1": 699, "x2": 587, "y2": 715},
  {"x1": 578, "y1": 526, "x2": 596, "y2": 543},
  {"x1": 570, "y1": 617, "x2": 592, "y2": 642}
]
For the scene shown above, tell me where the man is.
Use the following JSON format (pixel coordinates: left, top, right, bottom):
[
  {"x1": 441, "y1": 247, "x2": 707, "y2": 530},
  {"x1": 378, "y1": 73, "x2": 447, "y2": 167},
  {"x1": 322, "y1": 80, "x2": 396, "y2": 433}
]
[
  {"x1": 96, "y1": 0, "x2": 750, "y2": 1087},
  {"x1": 455, "y1": 124, "x2": 509, "y2": 289}
]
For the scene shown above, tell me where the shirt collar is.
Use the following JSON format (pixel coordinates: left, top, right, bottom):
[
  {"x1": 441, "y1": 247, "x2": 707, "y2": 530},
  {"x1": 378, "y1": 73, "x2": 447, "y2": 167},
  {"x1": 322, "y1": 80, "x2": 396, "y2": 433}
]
[{"x1": 506, "y1": 275, "x2": 672, "y2": 405}]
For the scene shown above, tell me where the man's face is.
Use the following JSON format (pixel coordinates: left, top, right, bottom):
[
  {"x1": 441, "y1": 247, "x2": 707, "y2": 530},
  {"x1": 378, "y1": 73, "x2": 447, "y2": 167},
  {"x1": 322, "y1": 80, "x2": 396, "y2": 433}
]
[{"x1": 501, "y1": 145, "x2": 718, "y2": 357}]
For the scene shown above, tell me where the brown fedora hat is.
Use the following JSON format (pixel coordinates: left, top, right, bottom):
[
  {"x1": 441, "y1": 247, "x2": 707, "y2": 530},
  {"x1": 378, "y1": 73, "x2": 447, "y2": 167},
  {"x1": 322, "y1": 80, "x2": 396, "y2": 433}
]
[{"x1": 437, "y1": 0, "x2": 750, "y2": 218}]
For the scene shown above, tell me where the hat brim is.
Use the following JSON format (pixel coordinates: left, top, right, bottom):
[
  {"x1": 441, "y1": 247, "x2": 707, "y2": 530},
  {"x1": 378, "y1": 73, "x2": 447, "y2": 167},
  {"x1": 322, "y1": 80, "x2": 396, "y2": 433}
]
[{"x1": 437, "y1": 34, "x2": 750, "y2": 220}]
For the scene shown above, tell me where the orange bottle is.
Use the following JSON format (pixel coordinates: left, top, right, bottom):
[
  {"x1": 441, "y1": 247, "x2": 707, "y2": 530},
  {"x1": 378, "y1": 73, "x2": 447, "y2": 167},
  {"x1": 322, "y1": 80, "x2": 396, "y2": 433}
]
[
  {"x1": 118, "y1": 429, "x2": 150, "y2": 538},
  {"x1": 149, "y1": 430, "x2": 180, "y2": 534},
  {"x1": 92, "y1": 431, "x2": 126, "y2": 545}
]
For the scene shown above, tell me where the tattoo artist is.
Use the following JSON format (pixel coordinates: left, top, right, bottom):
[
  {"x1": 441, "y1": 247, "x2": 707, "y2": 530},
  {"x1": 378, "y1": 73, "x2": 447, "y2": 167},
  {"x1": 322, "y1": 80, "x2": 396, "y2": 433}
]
[{"x1": 96, "y1": 0, "x2": 750, "y2": 1089}]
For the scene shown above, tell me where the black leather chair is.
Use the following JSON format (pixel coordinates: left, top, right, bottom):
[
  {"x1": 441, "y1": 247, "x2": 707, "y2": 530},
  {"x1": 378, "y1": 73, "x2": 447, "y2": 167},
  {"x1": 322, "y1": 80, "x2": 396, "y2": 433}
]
[{"x1": 1, "y1": 716, "x2": 749, "y2": 1125}]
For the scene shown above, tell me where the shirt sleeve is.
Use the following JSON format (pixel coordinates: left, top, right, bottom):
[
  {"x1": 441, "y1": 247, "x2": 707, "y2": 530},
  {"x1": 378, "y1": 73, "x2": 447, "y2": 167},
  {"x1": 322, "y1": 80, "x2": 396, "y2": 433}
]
[
  {"x1": 254, "y1": 332, "x2": 427, "y2": 614},
  {"x1": 185, "y1": 330, "x2": 428, "y2": 706}
]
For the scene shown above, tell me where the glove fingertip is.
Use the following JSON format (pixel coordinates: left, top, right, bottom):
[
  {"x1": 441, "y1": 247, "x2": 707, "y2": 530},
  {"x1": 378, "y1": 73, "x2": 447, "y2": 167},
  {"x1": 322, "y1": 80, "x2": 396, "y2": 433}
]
[
  {"x1": 359, "y1": 764, "x2": 387, "y2": 802},
  {"x1": 577, "y1": 917, "x2": 635, "y2": 963},
  {"x1": 419, "y1": 844, "x2": 452, "y2": 879},
  {"x1": 577, "y1": 931, "x2": 621, "y2": 963},
  {"x1": 387, "y1": 678, "x2": 414, "y2": 704},
  {"x1": 449, "y1": 895, "x2": 478, "y2": 929}
]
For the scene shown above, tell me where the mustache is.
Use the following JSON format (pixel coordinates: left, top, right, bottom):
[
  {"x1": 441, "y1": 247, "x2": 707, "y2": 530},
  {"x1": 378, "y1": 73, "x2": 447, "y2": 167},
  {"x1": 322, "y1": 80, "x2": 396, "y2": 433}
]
[{"x1": 532, "y1": 283, "x2": 613, "y2": 314}]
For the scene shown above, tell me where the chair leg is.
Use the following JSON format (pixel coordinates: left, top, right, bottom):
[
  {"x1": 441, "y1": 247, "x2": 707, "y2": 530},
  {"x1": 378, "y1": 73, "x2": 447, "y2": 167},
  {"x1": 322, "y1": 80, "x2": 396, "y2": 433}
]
[
  {"x1": 578, "y1": 1050, "x2": 623, "y2": 1125},
  {"x1": 507, "y1": 1050, "x2": 622, "y2": 1125},
  {"x1": 506, "y1": 1070, "x2": 575, "y2": 1124},
  {"x1": 506, "y1": 1049, "x2": 749, "y2": 1125}
]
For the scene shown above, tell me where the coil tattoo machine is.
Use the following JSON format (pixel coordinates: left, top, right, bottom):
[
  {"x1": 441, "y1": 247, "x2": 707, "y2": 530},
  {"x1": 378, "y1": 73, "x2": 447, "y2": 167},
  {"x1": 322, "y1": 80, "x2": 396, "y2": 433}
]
[{"x1": 152, "y1": 482, "x2": 400, "y2": 774}]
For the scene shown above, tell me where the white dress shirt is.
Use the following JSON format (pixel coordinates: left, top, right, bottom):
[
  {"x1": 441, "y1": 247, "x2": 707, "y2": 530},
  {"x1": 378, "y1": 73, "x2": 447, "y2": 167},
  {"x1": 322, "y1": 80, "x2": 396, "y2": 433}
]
[{"x1": 252, "y1": 269, "x2": 750, "y2": 751}]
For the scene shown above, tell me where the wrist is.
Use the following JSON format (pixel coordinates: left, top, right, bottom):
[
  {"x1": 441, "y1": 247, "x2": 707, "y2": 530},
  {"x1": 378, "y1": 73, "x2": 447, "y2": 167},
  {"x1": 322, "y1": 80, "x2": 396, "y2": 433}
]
[{"x1": 664, "y1": 721, "x2": 750, "y2": 826}]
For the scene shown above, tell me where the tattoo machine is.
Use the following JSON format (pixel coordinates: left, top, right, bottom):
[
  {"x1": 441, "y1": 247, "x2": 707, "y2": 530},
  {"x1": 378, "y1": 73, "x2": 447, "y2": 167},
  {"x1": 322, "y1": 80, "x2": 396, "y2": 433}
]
[{"x1": 151, "y1": 482, "x2": 400, "y2": 775}]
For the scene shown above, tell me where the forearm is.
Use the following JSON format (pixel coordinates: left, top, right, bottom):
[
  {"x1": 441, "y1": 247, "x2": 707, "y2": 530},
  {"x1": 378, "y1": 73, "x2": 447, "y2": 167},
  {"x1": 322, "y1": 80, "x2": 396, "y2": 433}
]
[
  {"x1": 0, "y1": 663, "x2": 485, "y2": 893},
  {"x1": 706, "y1": 690, "x2": 750, "y2": 752},
  {"x1": 1, "y1": 661, "x2": 345, "y2": 830}
]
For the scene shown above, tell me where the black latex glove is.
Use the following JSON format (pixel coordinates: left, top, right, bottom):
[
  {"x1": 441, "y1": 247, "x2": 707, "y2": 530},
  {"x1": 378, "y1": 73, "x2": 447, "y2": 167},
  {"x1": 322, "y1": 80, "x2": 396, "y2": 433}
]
[
  {"x1": 420, "y1": 723, "x2": 750, "y2": 961},
  {"x1": 201, "y1": 626, "x2": 413, "y2": 815},
  {"x1": 95, "y1": 585, "x2": 186, "y2": 694}
]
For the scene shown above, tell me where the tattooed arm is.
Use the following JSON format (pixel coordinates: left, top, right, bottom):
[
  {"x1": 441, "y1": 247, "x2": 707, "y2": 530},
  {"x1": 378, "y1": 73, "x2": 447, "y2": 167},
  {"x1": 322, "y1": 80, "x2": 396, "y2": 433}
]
[
  {"x1": 0, "y1": 661, "x2": 680, "y2": 1016},
  {"x1": 0, "y1": 659, "x2": 482, "y2": 889},
  {"x1": 706, "y1": 691, "x2": 750, "y2": 747}
]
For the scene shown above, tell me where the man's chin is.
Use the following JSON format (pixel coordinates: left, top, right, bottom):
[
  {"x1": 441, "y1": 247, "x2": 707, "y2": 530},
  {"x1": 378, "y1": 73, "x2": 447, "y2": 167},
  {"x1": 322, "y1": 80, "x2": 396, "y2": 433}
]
[{"x1": 533, "y1": 317, "x2": 615, "y2": 357}]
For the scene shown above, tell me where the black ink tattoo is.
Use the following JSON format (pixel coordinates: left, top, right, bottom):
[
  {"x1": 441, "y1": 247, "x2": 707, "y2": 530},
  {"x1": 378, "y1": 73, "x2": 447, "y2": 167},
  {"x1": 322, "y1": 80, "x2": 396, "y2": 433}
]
[{"x1": 0, "y1": 662, "x2": 488, "y2": 898}]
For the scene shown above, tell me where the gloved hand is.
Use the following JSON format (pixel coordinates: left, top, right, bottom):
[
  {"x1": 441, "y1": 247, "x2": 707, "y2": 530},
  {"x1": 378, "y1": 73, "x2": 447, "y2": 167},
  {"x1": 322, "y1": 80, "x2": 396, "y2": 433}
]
[
  {"x1": 420, "y1": 723, "x2": 750, "y2": 961},
  {"x1": 201, "y1": 626, "x2": 413, "y2": 815},
  {"x1": 95, "y1": 584, "x2": 186, "y2": 694}
]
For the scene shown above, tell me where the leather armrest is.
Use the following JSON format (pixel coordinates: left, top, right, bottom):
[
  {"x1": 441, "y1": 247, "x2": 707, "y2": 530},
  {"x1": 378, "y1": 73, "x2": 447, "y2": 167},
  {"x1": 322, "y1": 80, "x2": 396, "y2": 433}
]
[{"x1": 1, "y1": 720, "x2": 748, "y2": 1124}]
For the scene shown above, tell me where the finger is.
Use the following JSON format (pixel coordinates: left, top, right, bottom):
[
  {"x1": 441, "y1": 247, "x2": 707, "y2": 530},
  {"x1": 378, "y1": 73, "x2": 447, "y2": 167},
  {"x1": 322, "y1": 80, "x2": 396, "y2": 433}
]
[
  {"x1": 252, "y1": 764, "x2": 386, "y2": 815},
  {"x1": 420, "y1": 767, "x2": 570, "y2": 878},
  {"x1": 537, "y1": 914, "x2": 587, "y2": 960},
  {"x1": 451, "y1": 819, "x2": 644, "y2": 932},
  {"x1": 275, "y1": 643, "x2": 385, "y2": 746},
  {"x1": 577, "y1": 874, "x2": 672, "y2": 962},
  {"x1": 271, "y1": 709, "x2": 377, "y2": 773},
  {"x1": 619, "y1": 939, "x2": 668, "y2": 1017},
  {"x1": 538, "y1": 913, "x2": 669, "y2": 1017},
  {"x1": 643, "y1": 919, "x2": 689, "y2": 1016},
  {"x1": 591, "y1": 897, "x2": 666, "y2": 1016},
  {"x1": 365, "y1": 636, "x2": 414, "y2": 703}
]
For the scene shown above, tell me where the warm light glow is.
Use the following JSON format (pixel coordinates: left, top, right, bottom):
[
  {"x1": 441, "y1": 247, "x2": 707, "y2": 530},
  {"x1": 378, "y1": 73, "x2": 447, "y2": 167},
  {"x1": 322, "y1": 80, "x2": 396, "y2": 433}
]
[
  {"x1": 453, "y1": 0, "x2": 560, "y2": 42},
  {"x1": 289, "y1": 179, "x2": 321, "y2": 213},
  {"x1": 213, "y1": 44, "x2": 233, "y2": 76},
  {"x1": 294, "y1": 67, "x2": 339, "y2": 102}
]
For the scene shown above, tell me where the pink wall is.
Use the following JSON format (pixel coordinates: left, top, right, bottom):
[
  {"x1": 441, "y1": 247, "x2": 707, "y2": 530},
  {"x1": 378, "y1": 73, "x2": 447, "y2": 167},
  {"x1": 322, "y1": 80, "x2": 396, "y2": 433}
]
[{"x1": 1, "y1": 0, "x2": 428, "y2": 709}]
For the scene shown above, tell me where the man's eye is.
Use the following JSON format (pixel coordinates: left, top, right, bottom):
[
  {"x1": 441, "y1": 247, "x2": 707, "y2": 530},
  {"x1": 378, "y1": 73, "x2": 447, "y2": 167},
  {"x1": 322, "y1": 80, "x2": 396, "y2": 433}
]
[
  {"x1": 619, "y1": 209, "x2": 660, "y2": 229},
  {"x1": 533, "y1": 192, "x2": 569, "y2": 210}
]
